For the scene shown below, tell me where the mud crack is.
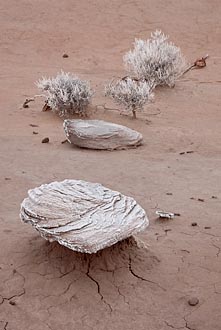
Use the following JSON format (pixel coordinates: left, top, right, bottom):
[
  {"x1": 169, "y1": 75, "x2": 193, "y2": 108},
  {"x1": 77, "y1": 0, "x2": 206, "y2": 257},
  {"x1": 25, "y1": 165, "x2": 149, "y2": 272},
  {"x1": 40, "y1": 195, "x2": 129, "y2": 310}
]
[
  {"x1": 1, "y1": 270, "x2": 26, "y2": 304},
  {"x1": 128, "y1": 255, "x2": 166, "y2": 291},
  {"x1": 183, "y1": 316, "x2": 195, "y2": 330},
  {"x1": 212, "y1": 242, "x2": 221, "y2": 257},
  {"x1": 86, "y1": 260, "x2": 112, "y2": 312},
  {"x1": 164, "y1": 321, "x2": 184, "y2": 329}
]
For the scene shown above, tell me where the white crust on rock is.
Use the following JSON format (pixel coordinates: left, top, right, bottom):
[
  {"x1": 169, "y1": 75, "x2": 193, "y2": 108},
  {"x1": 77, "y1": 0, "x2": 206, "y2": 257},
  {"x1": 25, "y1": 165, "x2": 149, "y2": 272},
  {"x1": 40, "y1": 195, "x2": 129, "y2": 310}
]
[
  {"x1": 20, "y1": 180, "x2": 149, "y2": 253},
  {"x1": 63, "y1": 119, "x2": 143, "y2": 150}
]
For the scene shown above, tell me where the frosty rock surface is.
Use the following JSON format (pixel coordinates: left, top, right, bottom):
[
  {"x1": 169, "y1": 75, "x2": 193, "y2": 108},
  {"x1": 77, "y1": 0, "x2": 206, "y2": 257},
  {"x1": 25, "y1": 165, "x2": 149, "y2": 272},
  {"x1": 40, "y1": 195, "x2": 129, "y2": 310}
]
[
  {"x1": 20, "y1": 180, "x2": 148, "y2": 253},
  {"x1": 63, "y1": 119, "x2": 143, "y2": 150}
]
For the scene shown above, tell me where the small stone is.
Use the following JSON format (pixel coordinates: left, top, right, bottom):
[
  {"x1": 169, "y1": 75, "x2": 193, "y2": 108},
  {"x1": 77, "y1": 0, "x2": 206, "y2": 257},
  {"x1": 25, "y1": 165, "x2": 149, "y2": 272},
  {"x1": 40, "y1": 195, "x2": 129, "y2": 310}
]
[
  {"x1": 33, "y1": 131, "x2": 38, "y2": 135},
  {"x1": 9, "y1": 300, "x2": 16, "y2": 306},
  {"x1": 191, "y1": 222, "x2": 198, "y2": 227},
  {"x1": 62, "y1": 53, "x2": 69, "y2": 58},
  {"x1": 166, "y1": 192, "x2": 173, "y2": 195},
  {"x1": 188, "y1": 297, "x2": 199, "y2": 306},
  {"x1": 42, "y1": 137, "x2": 49, "y2": 143},
  {"x1": 204, "y1": 226, "x2": 211, "y2": 229},
  {"x1": 5, "y1": 177, "x2": 11, "y2": 181},
  {"x1": 212, "y1": 196, "x2": 218, "y2": 199},
  {"x1": 198, "y1": 198, "x2": 204, "y2": 202},
  {"x1": 30, "y1": 124, "x2": 39, "y2": 127}
]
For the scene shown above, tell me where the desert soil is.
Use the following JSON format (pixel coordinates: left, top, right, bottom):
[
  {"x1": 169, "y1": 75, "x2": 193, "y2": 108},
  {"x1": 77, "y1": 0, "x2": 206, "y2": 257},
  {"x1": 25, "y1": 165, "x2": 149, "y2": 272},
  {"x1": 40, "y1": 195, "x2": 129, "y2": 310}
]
[{"x1": 0, "y1": 1, "x2": 221, "y2": 329}]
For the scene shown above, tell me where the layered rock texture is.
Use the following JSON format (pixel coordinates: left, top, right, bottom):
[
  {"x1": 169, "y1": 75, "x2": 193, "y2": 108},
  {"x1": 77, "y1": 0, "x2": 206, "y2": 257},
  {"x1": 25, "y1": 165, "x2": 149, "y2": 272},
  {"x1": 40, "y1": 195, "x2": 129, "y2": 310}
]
[
  {"x1": 20, "y1": 179, "x2": 148, "y2": 253},
  {"x1": 63, "y1": 119, "x2": 143, "y2": 150}
]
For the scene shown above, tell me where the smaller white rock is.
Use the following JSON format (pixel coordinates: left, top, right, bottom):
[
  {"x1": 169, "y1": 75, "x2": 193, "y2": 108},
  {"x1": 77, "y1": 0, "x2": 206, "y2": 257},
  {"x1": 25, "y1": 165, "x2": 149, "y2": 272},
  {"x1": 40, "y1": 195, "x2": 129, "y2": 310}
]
[
  {"x1": 63, "y1": 119, "x2": 143, "y2": 150},
  {"x1": 156, "y1": 211, "x2": 174, "y2": 219}
]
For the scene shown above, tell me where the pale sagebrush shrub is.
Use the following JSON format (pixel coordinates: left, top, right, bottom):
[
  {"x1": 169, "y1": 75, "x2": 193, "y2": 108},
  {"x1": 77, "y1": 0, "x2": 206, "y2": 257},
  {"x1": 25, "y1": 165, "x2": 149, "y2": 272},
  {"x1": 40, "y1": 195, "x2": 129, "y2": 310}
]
[
  {"x1": 37, "y1": 71, "x2": 93, "y2": 117},
  {"x1": 124, "y1": 30, "x2": 187, "y2": 87},
  {"x1": 105, "y1": 77, "x2": 154, "y2": 118}
]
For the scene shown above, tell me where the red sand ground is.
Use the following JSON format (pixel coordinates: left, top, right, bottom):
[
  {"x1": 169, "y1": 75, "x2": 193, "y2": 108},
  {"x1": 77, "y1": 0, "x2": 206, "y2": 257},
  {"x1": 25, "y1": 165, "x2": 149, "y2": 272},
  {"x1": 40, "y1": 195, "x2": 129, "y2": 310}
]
[{"x1": 0, "y1": 1, "x2": 221, "y2": 329}]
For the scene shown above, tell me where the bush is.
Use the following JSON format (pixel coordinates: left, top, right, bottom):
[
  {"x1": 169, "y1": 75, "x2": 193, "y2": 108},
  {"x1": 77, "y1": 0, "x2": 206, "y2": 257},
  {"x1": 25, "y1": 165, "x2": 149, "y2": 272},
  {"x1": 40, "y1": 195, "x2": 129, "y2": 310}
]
[
  {"x1": 123, "y1": 30, "x2": 187, "y2": 87},
  {"x1": 105, "y1": 77, "x2": 154, "y2": 118},
  {"x1": 37, "y1": 71, "x2": 93, "y2": 117}
]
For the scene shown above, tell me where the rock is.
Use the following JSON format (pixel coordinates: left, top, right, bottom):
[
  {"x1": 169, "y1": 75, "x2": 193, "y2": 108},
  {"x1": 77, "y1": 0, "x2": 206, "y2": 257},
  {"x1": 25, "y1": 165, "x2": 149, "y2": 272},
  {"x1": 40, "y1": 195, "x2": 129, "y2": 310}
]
[
  {"x1": 20, "y1": 179, "x2": 148, "y2": 253},
  {"x1": 29, "y1": 124, "x2": 39, "y2": 127},
  {"x1": 42, "y1": 137, "x2": 49, "y2": 143},
  {"x1": 191, "y1": 222, "x2": 198, "y2": 227},
  {"x1": 9, "y1": 300, "x2": 16, "y2": 306},
  {"x1": 63, "y1": 119, "x2": 143, "y2": 150},
  {"x1": 188, "y1": 297, "x2": 199, "y2": 306},
  {"x1": 62, "y1": 53, "x2": 69, "y2": 58}
]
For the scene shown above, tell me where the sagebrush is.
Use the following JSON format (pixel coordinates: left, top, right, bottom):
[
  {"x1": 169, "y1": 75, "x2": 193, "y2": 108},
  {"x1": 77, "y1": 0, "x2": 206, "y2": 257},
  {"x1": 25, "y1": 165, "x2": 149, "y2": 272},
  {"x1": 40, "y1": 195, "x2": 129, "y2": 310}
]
[
  {"x1": 124, "y1": 30, "x2": 187, "y2": 87},
  {"x1": 105, "y1": 77, "x2": 154, "y2": 118},
  {"x1": 37, "y1": 71, "x2": 93, "y2": 117}
]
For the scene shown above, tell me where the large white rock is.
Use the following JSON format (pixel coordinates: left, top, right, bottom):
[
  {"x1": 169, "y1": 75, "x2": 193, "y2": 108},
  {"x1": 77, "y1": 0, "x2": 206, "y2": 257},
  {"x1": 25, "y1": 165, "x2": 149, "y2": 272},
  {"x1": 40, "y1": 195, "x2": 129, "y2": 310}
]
[
  {"x1": 20, "y1": 180, "x2": 148, "y2": 253},
  {"x1": 63, "y1": 119, "x2": 143, "y2": 150}
]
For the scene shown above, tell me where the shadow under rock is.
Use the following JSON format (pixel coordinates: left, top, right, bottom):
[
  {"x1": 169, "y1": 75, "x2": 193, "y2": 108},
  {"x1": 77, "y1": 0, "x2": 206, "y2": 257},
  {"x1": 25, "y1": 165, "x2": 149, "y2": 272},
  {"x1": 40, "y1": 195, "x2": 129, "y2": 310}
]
[{"x1": 25, "y1": 236, "x2": 160, "y2": 280}]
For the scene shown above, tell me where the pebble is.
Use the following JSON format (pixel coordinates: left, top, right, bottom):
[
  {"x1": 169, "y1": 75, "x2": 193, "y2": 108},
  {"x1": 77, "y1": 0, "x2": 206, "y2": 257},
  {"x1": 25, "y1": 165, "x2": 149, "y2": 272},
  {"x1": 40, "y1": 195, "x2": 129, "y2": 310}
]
[
  {"x1": 191, "y1": 222, "x2": 198, "y2": 227},
  {"x1": 62, "y1": 53, "x2": 69, "y2": 58},
  {"x1": 9, "y1": 300, "x2": 16, "y2": 306},
  {"x1": 188, "y1": 297, "x2": 199, "y2": 306},
  {"x1": 42, "y1": 137, "x2": 49, "y2": 143}
]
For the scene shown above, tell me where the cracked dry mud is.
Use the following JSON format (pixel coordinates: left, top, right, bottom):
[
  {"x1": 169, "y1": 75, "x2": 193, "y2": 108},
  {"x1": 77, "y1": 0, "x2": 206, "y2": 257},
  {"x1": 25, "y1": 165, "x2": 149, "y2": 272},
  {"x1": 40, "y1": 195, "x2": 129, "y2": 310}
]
[{"x1": 0, "y1": 0, "x2": 221, "y2": 329}]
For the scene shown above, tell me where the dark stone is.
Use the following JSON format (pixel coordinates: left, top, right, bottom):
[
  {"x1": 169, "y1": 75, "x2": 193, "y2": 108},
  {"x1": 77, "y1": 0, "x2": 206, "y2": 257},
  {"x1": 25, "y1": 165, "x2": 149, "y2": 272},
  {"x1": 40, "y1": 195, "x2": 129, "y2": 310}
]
[
  {"x1": 188, "y1": 297, "x2": 199, "y2": 306},
  {"x1": 42, "y1": 137, "x2": 49, "y2": 143},
  {"x1": 9, "y1": 300, "x2": 16, "y2": 306}
]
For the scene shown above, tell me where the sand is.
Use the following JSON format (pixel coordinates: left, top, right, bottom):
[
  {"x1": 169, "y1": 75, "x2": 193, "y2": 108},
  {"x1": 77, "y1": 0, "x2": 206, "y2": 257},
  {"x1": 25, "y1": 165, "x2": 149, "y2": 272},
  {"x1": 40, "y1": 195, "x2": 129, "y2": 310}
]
[{"x1": 0, "y1": 0, "x2": 221, "y2": 329}]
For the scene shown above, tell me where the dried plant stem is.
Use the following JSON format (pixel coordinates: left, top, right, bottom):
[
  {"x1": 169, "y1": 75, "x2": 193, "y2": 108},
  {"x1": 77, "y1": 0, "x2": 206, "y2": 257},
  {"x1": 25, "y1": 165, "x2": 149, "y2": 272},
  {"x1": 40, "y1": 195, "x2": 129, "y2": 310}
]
[{"x1": 182, "y1": 55, "x2": 209, "y2": 75}]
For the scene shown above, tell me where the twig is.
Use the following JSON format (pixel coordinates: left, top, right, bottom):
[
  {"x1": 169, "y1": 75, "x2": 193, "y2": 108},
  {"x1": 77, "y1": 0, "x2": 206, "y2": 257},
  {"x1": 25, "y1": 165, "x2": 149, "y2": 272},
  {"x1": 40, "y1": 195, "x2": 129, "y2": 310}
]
[
  {"x1": 183, "y1": 54, "x2": 209, "y2": 75},
  {"x1": 22, "y1": 98, "x2": 34, "y2": 108},
  {"x1": 22, "y1": 94, "x2": 46, "y2": 108}
]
